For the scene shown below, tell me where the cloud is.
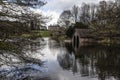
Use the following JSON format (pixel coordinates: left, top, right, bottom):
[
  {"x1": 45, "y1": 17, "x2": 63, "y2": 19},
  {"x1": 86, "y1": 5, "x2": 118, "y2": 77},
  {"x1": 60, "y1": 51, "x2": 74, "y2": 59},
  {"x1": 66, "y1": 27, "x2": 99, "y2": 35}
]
[
  {"x1": 39, "y1": 0, "x2": 105, "y2": 25},
  {"x1": 43, "y1": 0, "x2": 100, "y2": 11},
  {"x1": 44, "y1": 11, "x2": 60, "y2": 26},
  {"x1": 32, "y1": 9, "x2": 60, "y2": 26}
]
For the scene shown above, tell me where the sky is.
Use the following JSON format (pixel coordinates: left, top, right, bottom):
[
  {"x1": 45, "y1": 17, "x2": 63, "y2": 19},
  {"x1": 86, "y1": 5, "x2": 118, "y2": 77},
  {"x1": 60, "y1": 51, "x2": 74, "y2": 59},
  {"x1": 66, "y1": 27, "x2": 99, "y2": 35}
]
[{"x1": 37, "y1": 0, "x2": 108, "y2": 26}]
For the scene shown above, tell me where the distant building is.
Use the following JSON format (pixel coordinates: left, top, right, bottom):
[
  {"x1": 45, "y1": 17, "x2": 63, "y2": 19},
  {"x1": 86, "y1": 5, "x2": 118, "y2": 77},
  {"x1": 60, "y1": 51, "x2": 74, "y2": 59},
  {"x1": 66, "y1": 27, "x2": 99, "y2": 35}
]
[{"x1": 48, "y1": 25, "x2": 65, "y2": 31}]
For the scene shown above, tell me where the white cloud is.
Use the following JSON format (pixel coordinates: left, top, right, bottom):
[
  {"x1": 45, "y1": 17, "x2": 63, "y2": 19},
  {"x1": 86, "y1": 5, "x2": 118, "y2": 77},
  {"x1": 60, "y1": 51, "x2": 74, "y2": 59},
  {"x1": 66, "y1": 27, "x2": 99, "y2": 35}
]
[
  {"x1": 43, "y1": 0, "x2": 101, "y2": 11},
  {"x1": 44, "y1": 11, "x2": 60, "y2": 26},
  {"x1": 38, "y1": 0, "x2": 107, "y2": 25}
]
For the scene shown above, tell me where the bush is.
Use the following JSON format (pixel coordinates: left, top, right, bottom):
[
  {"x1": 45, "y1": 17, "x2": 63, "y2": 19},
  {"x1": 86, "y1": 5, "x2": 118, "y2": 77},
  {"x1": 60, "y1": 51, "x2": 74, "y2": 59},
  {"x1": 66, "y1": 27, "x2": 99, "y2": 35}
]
[
  {"x1": 65, "y1": 26, "x2": 75, "y2": 38},
  {"x1": 74, "y1": 22, "x2": 89, "y2": 29}
]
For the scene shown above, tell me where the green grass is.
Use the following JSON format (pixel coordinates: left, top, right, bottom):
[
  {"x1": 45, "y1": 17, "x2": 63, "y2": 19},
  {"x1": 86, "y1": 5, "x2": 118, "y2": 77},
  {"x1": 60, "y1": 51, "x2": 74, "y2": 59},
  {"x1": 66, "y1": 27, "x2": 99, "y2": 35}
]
[
  {"x1": 21, "y1": 30, "x2": 52, "y2": 38},
  {"x1": 39, "y1": 30, "x2": 52, "y2": 37},
  {"x1": 7, "y1": 30, "x2": 52, "y2": 39}
]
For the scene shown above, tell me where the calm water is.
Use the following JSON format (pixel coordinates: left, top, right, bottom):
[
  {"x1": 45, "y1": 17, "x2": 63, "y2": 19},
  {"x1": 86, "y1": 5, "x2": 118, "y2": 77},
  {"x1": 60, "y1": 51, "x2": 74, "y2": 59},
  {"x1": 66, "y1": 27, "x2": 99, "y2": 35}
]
[{"x1": 0, "y1": 37, "x2": 120, "y2": 80}]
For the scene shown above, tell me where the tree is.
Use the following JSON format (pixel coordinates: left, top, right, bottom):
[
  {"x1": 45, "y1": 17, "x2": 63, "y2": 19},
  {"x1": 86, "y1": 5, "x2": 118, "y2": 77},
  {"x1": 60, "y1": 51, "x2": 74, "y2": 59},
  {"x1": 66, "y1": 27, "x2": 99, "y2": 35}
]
[
  {"x1": 2, "y1": 0, "x2": 46, "y2": 7},
  {"x1": 80, "y1": 3, "x2": 91, "y2": 25},
  {"x1": 65, "y1": 25, "x2": 75, "y2": 38},
  {"x1": 89, "y1": 0, "x2": 120, "y2": 43},
  {"x1": 90, "y1": 4, "x2": 97, "y2": 22},
  {"x1": 71, "y1": 5, "x2": 79, "y2": 23},
  {"x1": 57, "y1": 10, "x2": 73, "y2": 28},
  {"x1": 0, "y1": 0, "x2": 47, "y2": 39},
  {"x1": 74, "y1": 22, "x2": 89, "y2": 29}
]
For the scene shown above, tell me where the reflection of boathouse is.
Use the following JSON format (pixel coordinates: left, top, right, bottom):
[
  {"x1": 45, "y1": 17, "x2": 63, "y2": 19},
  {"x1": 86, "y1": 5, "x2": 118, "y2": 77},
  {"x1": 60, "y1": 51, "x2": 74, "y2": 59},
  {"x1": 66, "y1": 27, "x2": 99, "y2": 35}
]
[{"x1": 72, "y1": 29, "x2": 93, "y2": 48}]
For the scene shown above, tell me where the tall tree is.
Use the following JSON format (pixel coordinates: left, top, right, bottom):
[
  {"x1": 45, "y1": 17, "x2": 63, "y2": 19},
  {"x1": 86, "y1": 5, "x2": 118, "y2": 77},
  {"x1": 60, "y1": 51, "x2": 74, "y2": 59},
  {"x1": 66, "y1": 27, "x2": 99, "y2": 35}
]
[
  {"x1": 80, "y1": 3, "x2": 91, "y2": 25},
  {"x1": 90, "y1": 4, "x2": 97, "y2": 22},
  {"x1": 57, "y1": 10, "x2": 73, "y2": 28},
  {"x1": 71, "y1": 5, "x2": 79, "y2": 23}
]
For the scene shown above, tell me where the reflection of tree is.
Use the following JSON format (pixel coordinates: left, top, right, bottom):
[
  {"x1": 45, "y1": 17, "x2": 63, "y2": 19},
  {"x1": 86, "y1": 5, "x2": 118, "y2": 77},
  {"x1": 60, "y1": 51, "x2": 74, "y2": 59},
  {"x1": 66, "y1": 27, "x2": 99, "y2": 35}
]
[
  {"x1": 57, "y1": 44, "x2": 78, "y2": 73},
  {"x1": 0, "y1": 38, "x2": 46, "y2": 79},
  {"x1": 58, "y1": 52, "x2": 73, "y2": 70},
  {"x1": 95, "y1": 47, "x2": 120, "y2": 80},
  {"x1": 59, "y1": 43, "x2": 120, "y2": 80},
  {"x1": 49, "y1": 39, "x2": 61, "y2": 49},
  {"x1": 64, "y1": 43, "x2": 74, "y2": 54},
  {"x1": 78, "y1": 46, "x2": 120, "y2": 80}
]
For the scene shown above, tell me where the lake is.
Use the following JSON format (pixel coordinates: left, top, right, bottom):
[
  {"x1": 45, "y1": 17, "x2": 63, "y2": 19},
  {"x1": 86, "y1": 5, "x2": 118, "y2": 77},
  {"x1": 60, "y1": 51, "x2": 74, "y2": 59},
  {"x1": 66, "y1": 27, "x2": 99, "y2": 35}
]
[{"x1": 0, "y1": 37, "x2": 120, "y2": 80}]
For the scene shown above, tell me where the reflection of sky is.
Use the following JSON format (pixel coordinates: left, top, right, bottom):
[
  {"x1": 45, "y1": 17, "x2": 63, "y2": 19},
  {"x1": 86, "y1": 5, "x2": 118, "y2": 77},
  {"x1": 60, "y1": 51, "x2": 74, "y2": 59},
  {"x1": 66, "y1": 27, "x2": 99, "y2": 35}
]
[{"x1": 40, "y1": 38, "x2": 99, "y2": 80}]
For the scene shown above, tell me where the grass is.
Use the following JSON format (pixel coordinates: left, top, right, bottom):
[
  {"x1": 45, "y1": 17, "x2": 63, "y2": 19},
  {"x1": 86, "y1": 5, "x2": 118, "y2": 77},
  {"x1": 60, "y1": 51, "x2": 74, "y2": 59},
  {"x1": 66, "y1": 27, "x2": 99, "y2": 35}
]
[
  {"x1": 21, "y1": 30, "x2": 52, "y2": 38},
  {"x1": 39, "y1": 30, "x2": 52, "y2": 37}
]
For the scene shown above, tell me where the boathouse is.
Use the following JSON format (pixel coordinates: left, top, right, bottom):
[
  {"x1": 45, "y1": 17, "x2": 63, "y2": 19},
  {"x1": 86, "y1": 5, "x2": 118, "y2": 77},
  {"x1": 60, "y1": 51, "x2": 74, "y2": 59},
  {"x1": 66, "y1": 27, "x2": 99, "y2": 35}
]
[{"x1": 72, "y1": 29, "x2": 93, "y2": 48}]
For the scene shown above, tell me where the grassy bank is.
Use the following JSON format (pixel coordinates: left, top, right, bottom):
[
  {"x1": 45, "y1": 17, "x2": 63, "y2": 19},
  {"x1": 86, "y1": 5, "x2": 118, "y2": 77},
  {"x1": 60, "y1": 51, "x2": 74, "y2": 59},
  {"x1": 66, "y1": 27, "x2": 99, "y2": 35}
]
[
  {"x1": 39, "y1": 30, "x2": 52, "y2": 37},
  {"x1": 21, "y1": 30, "x2": 52, "y2": 38}
]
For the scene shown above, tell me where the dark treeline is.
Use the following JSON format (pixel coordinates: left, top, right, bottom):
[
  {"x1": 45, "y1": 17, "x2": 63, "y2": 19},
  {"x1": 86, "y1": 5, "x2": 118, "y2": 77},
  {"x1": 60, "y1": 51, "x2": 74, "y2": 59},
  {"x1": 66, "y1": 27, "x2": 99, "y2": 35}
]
[
  {"x1": 0, "y1": 0, "x2": 48, "y2": 41},
  {"x1": 58, "y1": 0, "x2": 120, "y2": 44}
]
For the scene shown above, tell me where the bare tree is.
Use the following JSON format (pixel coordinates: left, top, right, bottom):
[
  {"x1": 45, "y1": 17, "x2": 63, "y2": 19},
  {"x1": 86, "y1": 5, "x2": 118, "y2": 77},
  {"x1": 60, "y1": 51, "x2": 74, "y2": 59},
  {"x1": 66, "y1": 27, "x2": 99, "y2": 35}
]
[
  {"x1": 71, "y1": 5, "x2": 79, "y2": 23},
  {"x1": 90, "y1": 4, "x2": 97, "y2": 22},
  {"x1": 0, "y1": 0, "x2": 47, "y2": 39},
  {"x1": 57, "y1": 10, "x2": 73, "y2": 28},
  {"x1": 90, "y1": 0, "x2": 120, "y2": 42},
  {"x1": 80, "y1": 3, "x2": 91, "y2": 25}
]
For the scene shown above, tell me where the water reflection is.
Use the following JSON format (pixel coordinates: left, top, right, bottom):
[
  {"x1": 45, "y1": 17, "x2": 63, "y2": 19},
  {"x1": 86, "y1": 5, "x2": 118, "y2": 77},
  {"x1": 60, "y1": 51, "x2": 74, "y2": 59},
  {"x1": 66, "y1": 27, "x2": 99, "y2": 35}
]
[
  {"x1": 58, "y1": 43, "x2": 120, "y2": 80},
  {"x1": 0, "y1": 38, "x2": 120, "y2": 80},
  {"x1": 0, "y1": 38, "x2": 49, "y2": 80}
]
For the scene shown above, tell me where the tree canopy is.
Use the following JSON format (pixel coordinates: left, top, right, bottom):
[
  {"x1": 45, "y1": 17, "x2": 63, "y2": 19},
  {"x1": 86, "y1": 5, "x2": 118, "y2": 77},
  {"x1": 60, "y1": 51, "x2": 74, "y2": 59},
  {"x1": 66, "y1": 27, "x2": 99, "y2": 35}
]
[
  {"x1": 0, "y1": 0, "x2": 48, "y2": 40},
  {"x1": 1, "y1": 0, "x2": 46, "y2": 7},
  {"x1": 63, "y1": 0, "x2": 120, "y2": 43}
]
